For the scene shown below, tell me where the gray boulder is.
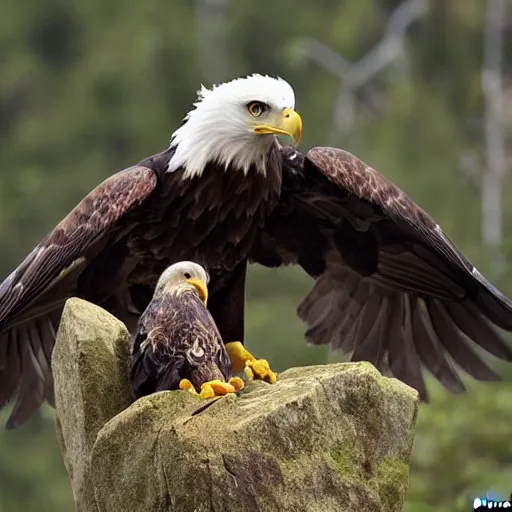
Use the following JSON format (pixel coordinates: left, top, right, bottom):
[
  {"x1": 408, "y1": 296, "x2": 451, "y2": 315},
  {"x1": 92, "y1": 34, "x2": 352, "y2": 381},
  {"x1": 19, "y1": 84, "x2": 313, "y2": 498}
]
[{"x1": 53, "y1": 298, "x2": 419, "y2": 512}]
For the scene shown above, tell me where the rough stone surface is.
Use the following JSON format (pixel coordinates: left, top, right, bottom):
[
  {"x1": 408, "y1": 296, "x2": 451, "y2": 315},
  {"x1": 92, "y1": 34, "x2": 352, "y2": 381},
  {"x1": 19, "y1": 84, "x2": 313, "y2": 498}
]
[
  {"x1": 53, "y1": 299, "x2": 419, "y2": 512},
  {"x1": 52, "y1": 298, "x2": 133, "y2": 512}
]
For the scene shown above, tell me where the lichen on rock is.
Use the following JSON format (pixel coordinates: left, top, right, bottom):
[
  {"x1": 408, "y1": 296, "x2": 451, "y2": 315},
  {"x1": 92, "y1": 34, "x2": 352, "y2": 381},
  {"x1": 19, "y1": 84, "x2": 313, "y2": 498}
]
[{"x1": 53, "y1": 298, "x2": 419, "y2": 512}]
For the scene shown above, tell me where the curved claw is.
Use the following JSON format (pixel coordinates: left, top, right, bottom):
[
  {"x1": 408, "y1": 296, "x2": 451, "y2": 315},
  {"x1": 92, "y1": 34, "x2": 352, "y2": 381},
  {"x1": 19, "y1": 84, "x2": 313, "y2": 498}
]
[
  {"x1": 244, "y1": 359, "x2": 277, "y2": 384},
  {"x1": 179, "y1": 378, "x2": 196, "y2": 393}
]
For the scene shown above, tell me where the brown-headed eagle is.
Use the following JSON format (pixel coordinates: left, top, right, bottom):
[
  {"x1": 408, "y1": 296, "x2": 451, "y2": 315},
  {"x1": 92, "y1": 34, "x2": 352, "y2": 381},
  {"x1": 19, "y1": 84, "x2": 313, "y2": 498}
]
[{"x1": 130, "y1": 261, "x2": 244, "y2": 400}]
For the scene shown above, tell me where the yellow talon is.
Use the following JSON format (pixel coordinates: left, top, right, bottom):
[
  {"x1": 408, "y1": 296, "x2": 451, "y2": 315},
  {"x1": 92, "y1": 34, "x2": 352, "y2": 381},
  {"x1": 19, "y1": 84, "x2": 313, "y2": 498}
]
[
  {"x1": 179, "y1": 378, "x2": 198, "y2": 395},
  {"x1": 225, "y1": 341, "x2": 277, "y2": 384},
  {"x1": 244, "y1": 364, "x2": 255, "y2": 381},
  {"x1": 199, "y1": 384, "x2": 216, "y2": 399},
  {"x1": 244, "y1": 359, "x2": 277, "y2": 384},
  {"x1": 180, "y1": 377, "x2": 244, "y2": 399},
  {"x1": 228, "y1": 376, "x2": 245, "y2": 392},
  {"x1": 199, "y1": 379, "x2": 238, "y2": 399}
]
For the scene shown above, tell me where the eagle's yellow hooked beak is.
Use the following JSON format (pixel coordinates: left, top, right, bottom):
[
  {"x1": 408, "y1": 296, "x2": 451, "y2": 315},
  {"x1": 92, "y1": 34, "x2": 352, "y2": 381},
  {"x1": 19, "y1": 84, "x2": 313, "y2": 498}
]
[
  {"x1": 254, "y1": 107, "x2": 303, "y2": 145},
  {"x1": 187, "y1": 278, "x2": 208, "y2": 305}
]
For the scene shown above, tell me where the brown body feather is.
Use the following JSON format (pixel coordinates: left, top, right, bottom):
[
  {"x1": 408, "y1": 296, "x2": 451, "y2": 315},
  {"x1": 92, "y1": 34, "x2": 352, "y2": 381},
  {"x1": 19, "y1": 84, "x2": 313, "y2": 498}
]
[{"x1": 130, "y1": 288, "x2": 232, "y2": 398}]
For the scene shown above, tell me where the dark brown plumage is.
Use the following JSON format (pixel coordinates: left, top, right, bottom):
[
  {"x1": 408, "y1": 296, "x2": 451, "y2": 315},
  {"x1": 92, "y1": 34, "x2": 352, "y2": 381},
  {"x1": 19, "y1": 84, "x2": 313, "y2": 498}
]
[
  {"x1": 130, "y1": 262, "x2": 233, "y2": 398},
  {"x1": 251, "y1": 146, "x2": 512, "y2": 401},
  {"x1": 1, "y1": 74, "x2": 512, "y2": 429}
]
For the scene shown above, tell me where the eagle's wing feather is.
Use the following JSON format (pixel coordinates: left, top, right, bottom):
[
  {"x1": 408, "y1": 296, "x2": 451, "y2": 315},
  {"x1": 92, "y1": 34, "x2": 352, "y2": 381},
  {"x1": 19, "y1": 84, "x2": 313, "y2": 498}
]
[
  {"x1": 0, "y1": 165, "x2": 157, "y2": 428},
  {"x1": 252, "y1": 146, "x2": 512, "y2": 400},
  {"x1": 306, "y1": 147, "x2": 512, "y2": 325},
  {"x1": 0, "y1": 166, "x2": 157, "y2": 328}
]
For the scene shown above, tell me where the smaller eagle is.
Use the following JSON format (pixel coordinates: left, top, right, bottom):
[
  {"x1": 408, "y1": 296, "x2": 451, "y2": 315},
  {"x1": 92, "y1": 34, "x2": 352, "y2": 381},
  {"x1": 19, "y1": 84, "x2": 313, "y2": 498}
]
[{"x1": 130, "y1": 261, "x2": 244, "y2": 399}]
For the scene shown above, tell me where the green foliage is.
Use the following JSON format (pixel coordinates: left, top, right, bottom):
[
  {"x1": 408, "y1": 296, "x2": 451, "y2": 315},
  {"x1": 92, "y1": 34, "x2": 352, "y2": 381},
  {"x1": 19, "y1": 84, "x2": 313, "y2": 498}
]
[
  {"x1": 406, "y1": 366, "x2": 512, "y2": 512},
  {"x1": 1, "y1": 0, "x2": 511, "y2": 510},
  {"x1": 0, "y1": 408, "x2": 71, "y2": 511}
]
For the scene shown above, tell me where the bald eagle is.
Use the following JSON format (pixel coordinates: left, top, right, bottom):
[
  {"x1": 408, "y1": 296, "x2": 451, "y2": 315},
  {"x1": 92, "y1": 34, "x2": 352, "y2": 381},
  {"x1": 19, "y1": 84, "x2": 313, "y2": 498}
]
[
  {"x1": 131, "y1": 261, "x2": 244, "y2": 400},
  {"x1": 1, "y1": 74, "x2": 512, "y2": 429}
]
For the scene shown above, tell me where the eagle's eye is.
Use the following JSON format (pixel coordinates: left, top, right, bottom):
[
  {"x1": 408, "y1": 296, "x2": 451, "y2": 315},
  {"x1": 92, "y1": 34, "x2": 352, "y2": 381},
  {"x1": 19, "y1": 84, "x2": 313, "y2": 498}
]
[
  {"x1": 184, "y1": 272, "x2": 191, "y2": 279},
  {"x1": 247, "y1": 101, "x2": 267, "y2": 117}
]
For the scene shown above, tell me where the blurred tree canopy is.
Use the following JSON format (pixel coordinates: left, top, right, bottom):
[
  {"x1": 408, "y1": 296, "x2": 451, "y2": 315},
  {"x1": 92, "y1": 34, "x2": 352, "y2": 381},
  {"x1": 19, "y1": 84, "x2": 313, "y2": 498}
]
[{"x1": 1, "y1": 0, "x2": 511, "y2": 510}]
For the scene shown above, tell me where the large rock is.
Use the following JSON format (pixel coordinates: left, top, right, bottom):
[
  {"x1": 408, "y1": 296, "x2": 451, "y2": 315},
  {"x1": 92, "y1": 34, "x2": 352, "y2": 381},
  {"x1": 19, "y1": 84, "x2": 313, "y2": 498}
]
[
  {"x1": 53, "y1": 298, "x2": 419, "y2": 512},
  {"x1": 52, "y1": 298, "x2": 133, "y2": 512}
]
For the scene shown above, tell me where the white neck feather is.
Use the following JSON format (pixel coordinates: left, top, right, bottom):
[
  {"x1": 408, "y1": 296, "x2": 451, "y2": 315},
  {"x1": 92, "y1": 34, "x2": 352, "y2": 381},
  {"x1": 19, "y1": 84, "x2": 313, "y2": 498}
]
[{"x1": 167, "y1": 115, "x2": 275, "y2": 179}]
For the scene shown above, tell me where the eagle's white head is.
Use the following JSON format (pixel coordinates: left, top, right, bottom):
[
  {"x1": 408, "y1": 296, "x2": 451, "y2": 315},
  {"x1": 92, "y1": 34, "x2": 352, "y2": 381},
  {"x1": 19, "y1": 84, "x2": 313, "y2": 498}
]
[{"x1": 168, "y1": 74, "x2": 302, "y2": 178}]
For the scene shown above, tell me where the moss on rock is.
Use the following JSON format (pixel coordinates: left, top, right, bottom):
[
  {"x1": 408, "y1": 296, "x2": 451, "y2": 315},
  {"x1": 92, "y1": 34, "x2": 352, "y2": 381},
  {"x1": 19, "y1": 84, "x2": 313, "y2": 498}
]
[
  {"x1": 329, "y1": 439, "x2": 359, "y2": 480},
  {"x1": 374, "y1": 457, "x2": 411, "y2": 511},
  {"x1": 53, "y1": 299, "x2": 419, "y2": 512}
]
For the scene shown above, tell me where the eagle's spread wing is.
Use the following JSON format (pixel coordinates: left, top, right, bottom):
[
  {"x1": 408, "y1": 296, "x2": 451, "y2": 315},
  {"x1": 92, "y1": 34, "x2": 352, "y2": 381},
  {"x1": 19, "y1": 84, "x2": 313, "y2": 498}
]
[
  {"x1": 0, "y1": 166, "x2": 157, "y2": 428},
  {"x1": 252, "y1": 146, "x2": 512, "y2": 400},
  {"x1": 131, "y1": 291, "x2": 232, "y2": 398}
]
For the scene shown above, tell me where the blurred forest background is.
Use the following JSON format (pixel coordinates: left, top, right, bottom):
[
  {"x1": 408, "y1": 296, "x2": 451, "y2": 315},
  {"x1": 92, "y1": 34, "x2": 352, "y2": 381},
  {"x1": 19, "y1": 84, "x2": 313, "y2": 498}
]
[{"x1": 0, "y1": 0, "x2": 511, "y2": 510}]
